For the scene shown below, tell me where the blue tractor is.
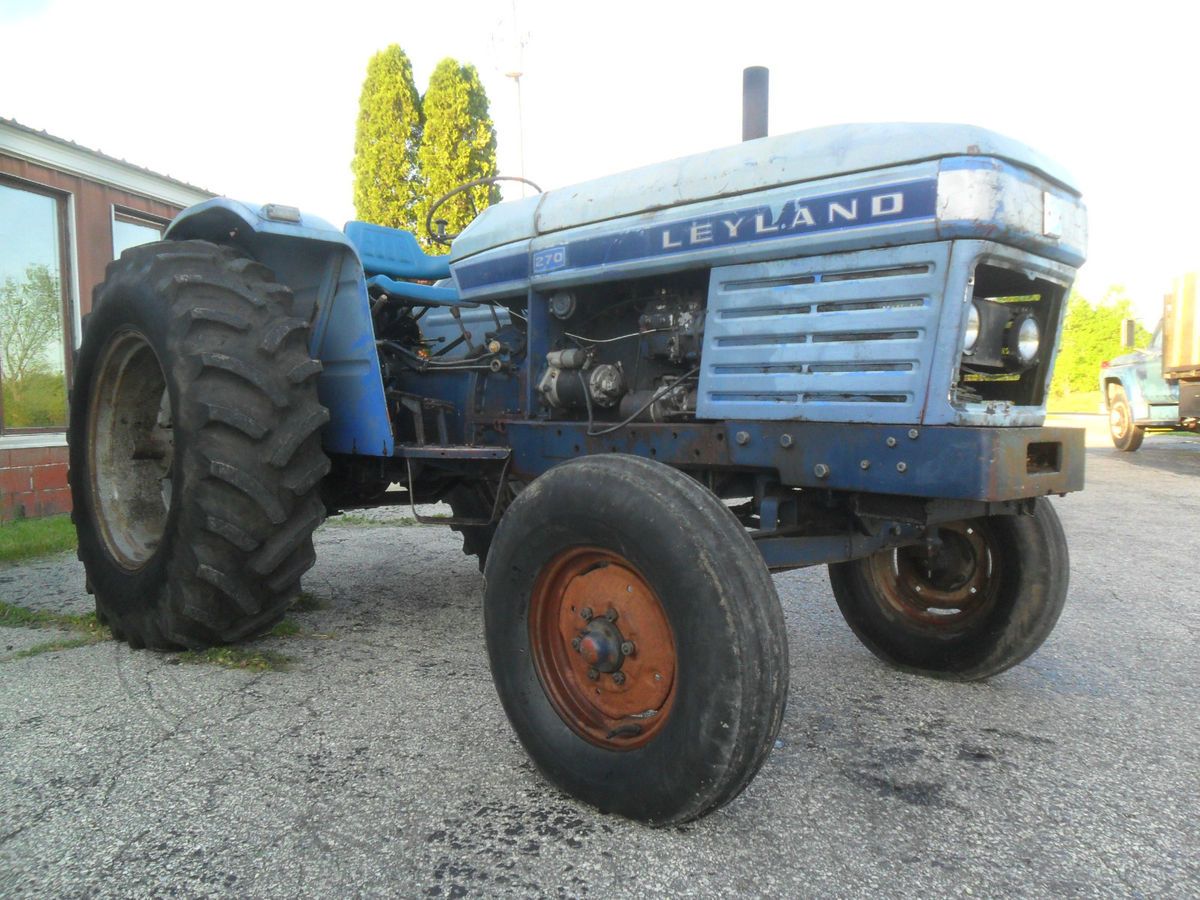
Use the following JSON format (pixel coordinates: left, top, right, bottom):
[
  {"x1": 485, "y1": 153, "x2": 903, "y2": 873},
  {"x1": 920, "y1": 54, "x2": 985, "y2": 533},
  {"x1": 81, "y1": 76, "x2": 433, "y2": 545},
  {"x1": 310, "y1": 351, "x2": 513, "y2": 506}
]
[{"x1": 69, "y1": 120, "x2": 1086, "y2": 824}]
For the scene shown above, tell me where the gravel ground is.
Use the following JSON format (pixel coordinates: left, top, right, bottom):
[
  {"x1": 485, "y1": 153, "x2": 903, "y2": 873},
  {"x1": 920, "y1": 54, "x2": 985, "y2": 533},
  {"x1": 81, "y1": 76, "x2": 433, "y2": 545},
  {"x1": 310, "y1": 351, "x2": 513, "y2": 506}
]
[{"x1": 2, "y1": 439, "x2": 1199, "y2": 898}]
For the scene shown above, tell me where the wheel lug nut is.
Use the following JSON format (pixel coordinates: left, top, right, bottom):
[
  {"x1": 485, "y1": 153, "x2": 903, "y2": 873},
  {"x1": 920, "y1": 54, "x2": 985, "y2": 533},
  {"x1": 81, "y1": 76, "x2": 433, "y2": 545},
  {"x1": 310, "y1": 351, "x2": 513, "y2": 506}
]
[
  {"x1": 604, "y1": 608, "x2": 618, "y2": 622},
  {"x1": 587, "y1": 667, "x2": 599, "y2": 681},
  {"x1": 580, "y1": 607, "x2": 593, "y2": 621},
  {"x1": 620, "y1": 641, "x2": 635, "y2": 656},
  {"x1": 571, "y1": 636, "x2": 582, "y2": 651},
  {"x1": 611, "y1": 672, "x2": 626, "y2": 685}
]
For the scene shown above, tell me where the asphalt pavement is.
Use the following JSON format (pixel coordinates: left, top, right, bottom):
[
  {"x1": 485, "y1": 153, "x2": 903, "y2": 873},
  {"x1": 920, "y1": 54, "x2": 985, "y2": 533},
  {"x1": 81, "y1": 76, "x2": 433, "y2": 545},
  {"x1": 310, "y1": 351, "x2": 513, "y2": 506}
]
[{"x1": 2, "y1": 432, "x2": 1198, "y2": 898}]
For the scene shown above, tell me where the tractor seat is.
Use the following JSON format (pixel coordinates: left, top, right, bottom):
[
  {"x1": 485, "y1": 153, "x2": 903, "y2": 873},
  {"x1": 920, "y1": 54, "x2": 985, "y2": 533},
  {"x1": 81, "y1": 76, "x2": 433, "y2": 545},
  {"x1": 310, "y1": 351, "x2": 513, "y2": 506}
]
[{"x1": 344, "y1": 220, "x2": 451, "y2": 282}]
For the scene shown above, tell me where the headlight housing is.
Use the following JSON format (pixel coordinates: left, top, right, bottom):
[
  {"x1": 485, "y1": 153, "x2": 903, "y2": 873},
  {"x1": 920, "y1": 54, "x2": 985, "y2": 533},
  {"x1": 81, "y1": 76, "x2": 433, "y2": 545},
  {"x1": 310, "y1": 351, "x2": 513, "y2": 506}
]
[
  {"x1": 961, "y1": 300, "x2": 1043, "y2": 371},
  {"x1": 1013, "y1": 315, "x2": 1040, "y2": 363},
  {"x1": 963, "y1": 303, "x2": 981, "y2": 353}
]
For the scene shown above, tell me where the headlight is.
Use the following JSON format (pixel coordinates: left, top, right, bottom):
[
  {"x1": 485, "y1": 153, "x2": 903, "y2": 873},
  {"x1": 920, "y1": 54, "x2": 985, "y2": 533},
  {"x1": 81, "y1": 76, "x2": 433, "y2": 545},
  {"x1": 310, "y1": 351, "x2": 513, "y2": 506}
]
[
  {"x1": 1015, "y1": 316, "x2": 1040, "y2": 362},
  {"x1": 963, "y1": 303, "x2": 981, "y2": 353}
]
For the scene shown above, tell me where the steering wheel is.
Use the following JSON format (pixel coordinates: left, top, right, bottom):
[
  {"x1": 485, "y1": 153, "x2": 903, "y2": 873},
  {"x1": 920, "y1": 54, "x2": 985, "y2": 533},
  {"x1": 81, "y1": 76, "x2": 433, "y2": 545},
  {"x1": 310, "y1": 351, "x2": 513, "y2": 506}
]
[{"x1": 425, "y1": 175, "x2": 543, "y2": 247}]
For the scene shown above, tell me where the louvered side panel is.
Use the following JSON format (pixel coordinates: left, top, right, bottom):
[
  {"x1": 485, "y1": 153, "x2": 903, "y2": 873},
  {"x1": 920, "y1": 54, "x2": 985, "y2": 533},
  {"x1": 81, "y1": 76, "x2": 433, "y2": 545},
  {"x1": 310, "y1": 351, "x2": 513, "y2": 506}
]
[{"x1": 697, "y1": 243, "x2": 952, "y2": 422}]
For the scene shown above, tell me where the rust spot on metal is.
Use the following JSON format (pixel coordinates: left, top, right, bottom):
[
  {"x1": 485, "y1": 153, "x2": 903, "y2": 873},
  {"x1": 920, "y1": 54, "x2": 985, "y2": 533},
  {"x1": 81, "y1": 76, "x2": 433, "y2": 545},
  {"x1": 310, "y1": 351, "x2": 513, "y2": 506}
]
[
  {"x1": 529, "y1": 547, "x2": 676, "y2": 750},
  {"x1": 866, "y1": 521, "x2": 999, "y2": 630}
]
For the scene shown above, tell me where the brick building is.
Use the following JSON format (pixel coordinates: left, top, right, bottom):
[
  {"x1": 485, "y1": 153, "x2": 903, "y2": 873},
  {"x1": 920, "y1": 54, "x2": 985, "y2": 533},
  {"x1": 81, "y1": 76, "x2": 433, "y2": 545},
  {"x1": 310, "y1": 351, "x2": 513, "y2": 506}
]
[{"x1": 1, "y1": 119, "x2": 213, "y2": 521}]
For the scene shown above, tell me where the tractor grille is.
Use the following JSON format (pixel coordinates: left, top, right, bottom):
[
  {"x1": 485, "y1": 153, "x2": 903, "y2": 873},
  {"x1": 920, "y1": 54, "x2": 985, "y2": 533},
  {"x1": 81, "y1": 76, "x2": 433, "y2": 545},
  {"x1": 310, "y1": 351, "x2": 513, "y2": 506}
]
[{"x1": 697, "y1": 243, "x2": 951, "y2": 423}]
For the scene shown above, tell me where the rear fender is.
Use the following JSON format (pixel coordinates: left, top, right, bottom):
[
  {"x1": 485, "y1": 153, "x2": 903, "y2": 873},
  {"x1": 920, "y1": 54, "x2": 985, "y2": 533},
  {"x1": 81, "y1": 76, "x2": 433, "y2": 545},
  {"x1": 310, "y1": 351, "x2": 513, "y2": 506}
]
[{"x1": 167, "y1": 199, "x2": 393, "y2": 456}]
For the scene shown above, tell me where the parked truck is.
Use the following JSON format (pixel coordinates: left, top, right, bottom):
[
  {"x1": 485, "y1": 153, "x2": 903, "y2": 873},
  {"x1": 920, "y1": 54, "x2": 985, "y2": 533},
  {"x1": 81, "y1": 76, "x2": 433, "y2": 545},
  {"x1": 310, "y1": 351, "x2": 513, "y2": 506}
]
[
  {"x1": 69, "y1": 118, "x2": 1087, "y2": 825},
  {"x1": 1102, "y1": 273, "x2": 1200, "y2": 450}
]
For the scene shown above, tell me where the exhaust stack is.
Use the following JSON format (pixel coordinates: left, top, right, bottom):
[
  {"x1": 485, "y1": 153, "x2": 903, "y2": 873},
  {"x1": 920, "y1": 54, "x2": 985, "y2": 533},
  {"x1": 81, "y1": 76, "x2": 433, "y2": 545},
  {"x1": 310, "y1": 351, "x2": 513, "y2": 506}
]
[{"x1": 742, "y1": 66, "x2": 769, "y2": 141}]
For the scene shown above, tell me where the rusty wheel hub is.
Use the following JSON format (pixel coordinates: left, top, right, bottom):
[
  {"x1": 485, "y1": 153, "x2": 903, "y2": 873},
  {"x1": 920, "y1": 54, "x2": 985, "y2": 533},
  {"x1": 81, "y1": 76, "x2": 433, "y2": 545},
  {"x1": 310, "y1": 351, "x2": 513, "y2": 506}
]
[
  {"x1": 870, "y1": 522, "x2": 999, "y2": 629},
  {"x1": 529, "y1": 547, "x2": 676, "y2": 750}
]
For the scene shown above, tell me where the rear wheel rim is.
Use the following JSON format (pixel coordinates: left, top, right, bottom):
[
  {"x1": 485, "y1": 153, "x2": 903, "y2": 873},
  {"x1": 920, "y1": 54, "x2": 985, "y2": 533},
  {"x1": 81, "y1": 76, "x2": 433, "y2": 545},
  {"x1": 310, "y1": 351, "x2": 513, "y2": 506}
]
[
  {"x1": 87, "y1": 330, "x2": 174, "y2": 570},
  {"x1": 528, "y1": 547, "x2": 676, "y2": 750},
  {"x1": 867, "y1": 522, "x2": 1001, "y2": 631}
]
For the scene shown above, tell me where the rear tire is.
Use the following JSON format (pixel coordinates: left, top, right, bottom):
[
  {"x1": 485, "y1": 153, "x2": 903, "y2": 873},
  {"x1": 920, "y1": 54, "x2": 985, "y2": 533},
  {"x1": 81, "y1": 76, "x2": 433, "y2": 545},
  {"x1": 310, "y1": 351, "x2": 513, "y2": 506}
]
[
  {"x1": 483, "y1": 455, "x2": 788, "y2": 825},
  {"x1": 828, "y1": 499, "x2": 1068, "y2": 681},
  {"x1": 69, "y1": 240, "x2": 330, "y2": 649},
  {"x1": 1108, "y1": 386, "x2": 1144, "y2": 451}
]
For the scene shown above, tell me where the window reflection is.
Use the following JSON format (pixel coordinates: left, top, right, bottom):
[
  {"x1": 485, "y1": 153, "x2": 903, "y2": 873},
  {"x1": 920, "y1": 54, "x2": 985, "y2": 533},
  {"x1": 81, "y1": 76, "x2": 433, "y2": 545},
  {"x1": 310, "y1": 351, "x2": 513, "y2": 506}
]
[
  {"x1": 112, "y1": 213, "x2": 163, "y2": 259},
  {"x1": 0, "y1": 182, "x2": 68, "y2": 430}
]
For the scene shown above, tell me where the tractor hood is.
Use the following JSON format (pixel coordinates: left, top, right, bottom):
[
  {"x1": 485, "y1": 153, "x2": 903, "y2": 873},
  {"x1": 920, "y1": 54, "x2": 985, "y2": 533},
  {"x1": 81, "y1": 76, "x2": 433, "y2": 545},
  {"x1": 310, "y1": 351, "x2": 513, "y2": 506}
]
[{"x1": 450, "y1": 123, "x2": 1080, "y2": 263}]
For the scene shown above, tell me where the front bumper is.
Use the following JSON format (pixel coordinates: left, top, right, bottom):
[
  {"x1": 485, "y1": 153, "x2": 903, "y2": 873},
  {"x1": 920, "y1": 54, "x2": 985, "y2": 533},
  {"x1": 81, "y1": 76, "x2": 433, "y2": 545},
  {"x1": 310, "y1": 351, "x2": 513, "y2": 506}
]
[{"x1": 504, "y1": 421, "x2": 1085, "y2": 502}]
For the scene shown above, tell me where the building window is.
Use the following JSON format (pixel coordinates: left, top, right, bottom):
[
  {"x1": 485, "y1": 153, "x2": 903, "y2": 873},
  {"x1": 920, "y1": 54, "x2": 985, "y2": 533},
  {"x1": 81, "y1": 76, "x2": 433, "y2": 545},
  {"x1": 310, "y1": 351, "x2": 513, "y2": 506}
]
[
  {"x1": 0, "y1": 180, "x2": 71, "y2": 432},
  {"x1": 112, "y1": 208, "x2": 165, "y2": 258}
]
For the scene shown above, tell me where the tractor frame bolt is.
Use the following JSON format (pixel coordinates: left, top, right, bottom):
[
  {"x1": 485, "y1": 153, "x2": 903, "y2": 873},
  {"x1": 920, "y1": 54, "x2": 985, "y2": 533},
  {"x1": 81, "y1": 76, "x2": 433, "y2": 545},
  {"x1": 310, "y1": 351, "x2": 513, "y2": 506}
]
[
  {"x1": 571, "y1": 636, "x2": 582, "y2": 651},
  {"x1": 779, "y1": 434, "x2": 794, "y2": 448},
  {"x1": 605, "y1": 608, "x2": 618, "y2": 622},
  {"x1": 735, "y1": 430, "x2": 750, "y2": 445},
  {"x1": 860, "y1": 460, "x2": 870, "y2": 470},
  {"x1": 908, "y1": 428, "x2": 919, "y2": 439},
  {"x1": 580, "y1": 607, "x2": 593, "y2": 621},
  {"x1": 612, "y1": 672, "x2": 626, "y2": 685},
  {"x1": 620, "y1": 641, "x2": 635, "y2": 656},
  {"x1": 886, "y1": 436, "x2": 898, "y2": 448},
  {"x1": 587, "y1": 668, "x2": 600, "y2": 681},
  {"x1": 896, "y1": 462, "x2": 908, "y2": 473},
  {"x1": 813, "y1": 463, "x2": 830, "y2": 479}
]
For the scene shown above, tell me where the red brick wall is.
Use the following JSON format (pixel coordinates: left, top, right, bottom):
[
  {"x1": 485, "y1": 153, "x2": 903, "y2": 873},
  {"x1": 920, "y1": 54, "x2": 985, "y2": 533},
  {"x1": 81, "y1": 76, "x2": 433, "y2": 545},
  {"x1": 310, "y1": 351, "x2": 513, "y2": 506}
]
[{"x1": 0, "y1": 446, "x2": 70, "y2": 521}]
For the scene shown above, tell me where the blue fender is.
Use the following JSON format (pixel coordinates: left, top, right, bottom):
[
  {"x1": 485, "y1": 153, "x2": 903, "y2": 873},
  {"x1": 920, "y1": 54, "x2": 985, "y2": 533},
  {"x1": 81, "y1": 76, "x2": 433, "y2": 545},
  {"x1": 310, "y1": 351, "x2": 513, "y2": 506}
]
[{"x1": 166, "y1": 199, "x2": 393, "y2": 457}]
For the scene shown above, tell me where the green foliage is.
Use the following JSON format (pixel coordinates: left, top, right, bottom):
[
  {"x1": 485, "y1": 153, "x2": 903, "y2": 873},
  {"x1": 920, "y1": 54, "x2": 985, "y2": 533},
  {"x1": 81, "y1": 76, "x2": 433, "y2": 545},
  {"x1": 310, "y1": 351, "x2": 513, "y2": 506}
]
[
  {"x1": 0, "y1": 600, "x2": 111, "y2": 661},
  {"x1": 291, "y1": 591, "x2": 327, "y2": 612},
  {"x1": 176, "y1": 647, "x2": 291, "y2": 671},
  {"x1": 270, "y1": 618, "x2": 302, "y2": 637},
  {"x1": 0, "y1": 600, "x2": 98, "y2": 631},
  {"x1": 352, "y1": 45, "x2": 424, "y2": 232},
  {"x1": 0, "y1": 514, "x2": 76, "y2": 562},
  {"x1": 416, "y1": 58, "x2": 500, "y2": 253},
  {"x1": 1050, "y1": 286, "x2": 1151, "y2": 397},
  {"x1": 11, "y1": 635, "x2": 105, "y2": 660},
  {"x1": 0, "y1": 263, "x2": 66, "y2": 427}
]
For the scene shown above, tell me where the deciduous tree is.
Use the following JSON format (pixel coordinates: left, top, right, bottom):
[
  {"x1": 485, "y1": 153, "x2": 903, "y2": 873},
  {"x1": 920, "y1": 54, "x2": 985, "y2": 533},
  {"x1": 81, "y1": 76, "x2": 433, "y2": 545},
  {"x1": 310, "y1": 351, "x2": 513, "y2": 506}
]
[{"x1": 1050, "y1": 286, "x2": 1151, "y2": 396}]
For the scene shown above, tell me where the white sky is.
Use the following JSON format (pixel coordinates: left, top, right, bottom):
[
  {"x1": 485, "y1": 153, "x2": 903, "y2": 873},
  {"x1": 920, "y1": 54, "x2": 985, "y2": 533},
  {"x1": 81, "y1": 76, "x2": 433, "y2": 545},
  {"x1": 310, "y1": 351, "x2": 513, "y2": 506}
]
[{"x1": 2, "y1": 0, "x2": 1195, "y2": 323}]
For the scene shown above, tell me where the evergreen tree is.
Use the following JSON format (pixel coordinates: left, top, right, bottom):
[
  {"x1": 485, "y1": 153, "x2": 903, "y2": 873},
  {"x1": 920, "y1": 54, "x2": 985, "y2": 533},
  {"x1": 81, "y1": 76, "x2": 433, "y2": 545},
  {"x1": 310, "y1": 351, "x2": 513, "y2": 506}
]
[
  {"x1": 352, "y1": 45, "x2": 424, "y2": 232},
  {"x1": 416, "y1": 58, "x2": 499, "y2": 253}
]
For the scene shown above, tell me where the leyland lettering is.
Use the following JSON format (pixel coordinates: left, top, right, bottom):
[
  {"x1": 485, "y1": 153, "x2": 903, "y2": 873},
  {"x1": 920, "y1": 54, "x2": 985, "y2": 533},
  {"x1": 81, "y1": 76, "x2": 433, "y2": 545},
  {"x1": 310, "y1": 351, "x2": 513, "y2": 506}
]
[{"x1": 659, "y1": 181, "x2": 931, "y2": 252}]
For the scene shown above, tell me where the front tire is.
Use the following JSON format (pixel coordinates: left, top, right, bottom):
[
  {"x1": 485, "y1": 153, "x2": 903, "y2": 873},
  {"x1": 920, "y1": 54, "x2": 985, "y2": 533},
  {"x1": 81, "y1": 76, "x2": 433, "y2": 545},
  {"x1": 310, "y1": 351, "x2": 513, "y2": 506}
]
[
  {"x1": 1108, "y1": 386, "x2": 1144, "y2": 451},
  {"x1": 69, "y1": 240, "x2": 330, "y2": 649},
  {"x1": 828, "y1": 499, "x2": 1068, "y2": 681},
  {"x1": 483, "y1": 455, "x2": 788, "y2": 825}
]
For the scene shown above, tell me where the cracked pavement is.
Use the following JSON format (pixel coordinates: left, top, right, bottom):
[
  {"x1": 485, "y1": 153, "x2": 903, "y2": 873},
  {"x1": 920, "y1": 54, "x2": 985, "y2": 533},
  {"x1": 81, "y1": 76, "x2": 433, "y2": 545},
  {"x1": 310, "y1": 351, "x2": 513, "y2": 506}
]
[{"x1": 2, "y1": 438, "x2": 1199, "y2": 897}]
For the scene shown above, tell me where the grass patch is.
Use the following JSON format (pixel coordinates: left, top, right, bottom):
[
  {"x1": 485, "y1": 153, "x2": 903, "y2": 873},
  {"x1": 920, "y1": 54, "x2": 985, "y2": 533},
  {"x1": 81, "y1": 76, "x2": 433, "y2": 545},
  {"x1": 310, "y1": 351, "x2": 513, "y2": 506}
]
[
  {"x1": 270, "y1": 618, "x2": 302, "y2": 638},
  {"x1": 1, "y1": 600, "x2": 111, "y2": 660},
  {"x1": 176, "y1": 647, "x2": 291, "y2": 672},
  {"x1": 292, "y1": 591, "x2": 327, "y2": 612},
  {"x1": 0, "y1": 600, "x2": 103, "y2": 633},
  {"x1": 12, "y1": 633, "x2": 108, "y2": 660},
  {"x1": 0, "y1": 514, "x2": 76, "y2": 563},
  {"x1": 1047, "y1": 390, "x2": 1104, "y2": 415},
  {"x1": 325, "y1": 513, "x2": 417, "y2": 527}
]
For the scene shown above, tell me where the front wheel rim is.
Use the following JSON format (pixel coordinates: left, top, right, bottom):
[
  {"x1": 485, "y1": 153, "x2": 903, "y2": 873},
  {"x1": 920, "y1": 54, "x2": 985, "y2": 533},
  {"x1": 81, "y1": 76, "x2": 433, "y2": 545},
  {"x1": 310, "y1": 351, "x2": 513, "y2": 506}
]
[
  {"x1": 87, "y1": 330, "x2": 174, "y2": 570},
  {"x1": 867, "y1": 522, "x2": 1002, "y2": 631},
  {"x1": 528, "y1": 547, "x2": 676, "y2": 750}
]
